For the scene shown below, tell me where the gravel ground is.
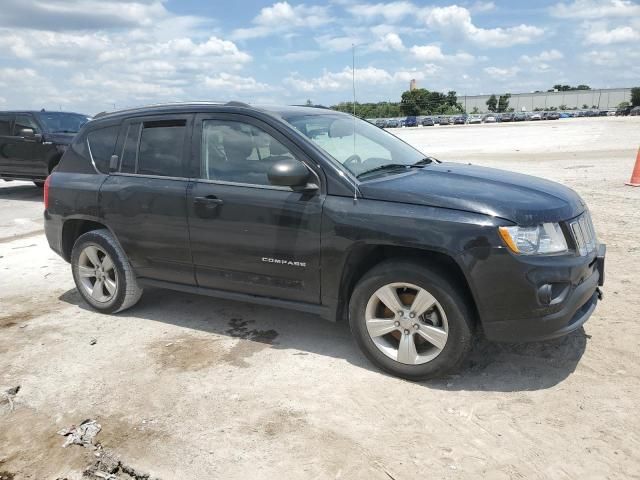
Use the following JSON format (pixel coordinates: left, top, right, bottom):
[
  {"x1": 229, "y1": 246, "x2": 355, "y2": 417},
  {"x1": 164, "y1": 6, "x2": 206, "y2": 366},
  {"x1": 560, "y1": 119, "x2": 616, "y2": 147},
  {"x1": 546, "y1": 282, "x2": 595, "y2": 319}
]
[{"x1": 1, "y1": 116, "x2": 639, "y2": 479}]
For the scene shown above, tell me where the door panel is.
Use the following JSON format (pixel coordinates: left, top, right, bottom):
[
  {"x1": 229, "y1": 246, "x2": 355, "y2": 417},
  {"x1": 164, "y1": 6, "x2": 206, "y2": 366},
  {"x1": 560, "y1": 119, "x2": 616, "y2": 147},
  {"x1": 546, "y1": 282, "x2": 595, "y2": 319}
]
[
  {"x1": 11, "y1": 114, "x2": 51, "y2": 177},
  {"x1": 187, "y1": 114, "x2": 324, "y2": 303},
  {"x1": 99, "y1": 113, "x2": 194, "y2": 285},
  {"x1": 100, "y1": 175, "x2": 193, "y2": 284}
]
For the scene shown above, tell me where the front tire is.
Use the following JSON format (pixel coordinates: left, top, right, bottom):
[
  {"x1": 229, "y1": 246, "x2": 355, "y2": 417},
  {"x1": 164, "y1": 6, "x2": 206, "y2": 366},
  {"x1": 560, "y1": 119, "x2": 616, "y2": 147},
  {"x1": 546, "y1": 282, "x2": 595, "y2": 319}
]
[
  {"x1": 349, "y1": 260, "x2": 474, "y2": 380},
  {"x1": 71, "y1": 229, "x2": 143, "y2": 313}
]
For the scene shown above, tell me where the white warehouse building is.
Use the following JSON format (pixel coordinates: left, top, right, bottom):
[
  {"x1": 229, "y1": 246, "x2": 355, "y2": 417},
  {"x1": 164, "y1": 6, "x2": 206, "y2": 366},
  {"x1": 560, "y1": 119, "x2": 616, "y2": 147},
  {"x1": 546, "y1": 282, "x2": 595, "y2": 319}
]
[{"x1": 458, "y1": 88, "x2": 632, "y2": 113}]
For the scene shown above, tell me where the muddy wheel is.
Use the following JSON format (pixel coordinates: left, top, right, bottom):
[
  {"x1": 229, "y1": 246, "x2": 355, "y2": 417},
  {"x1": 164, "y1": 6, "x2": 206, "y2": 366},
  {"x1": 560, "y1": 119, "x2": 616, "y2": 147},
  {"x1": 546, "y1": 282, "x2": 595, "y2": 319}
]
[
  {"x1": 71, "y1": 229, "x2": 142, "y2": 313},
  {"x1": 349, "y1": 259, "x2": 474, "y2": 380}
]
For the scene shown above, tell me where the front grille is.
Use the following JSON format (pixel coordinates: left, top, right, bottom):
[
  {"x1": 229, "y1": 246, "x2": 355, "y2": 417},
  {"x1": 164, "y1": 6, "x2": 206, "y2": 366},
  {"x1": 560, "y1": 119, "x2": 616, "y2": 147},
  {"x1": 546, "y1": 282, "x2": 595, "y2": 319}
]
[{"x1": 569, "y1": 212, "x2": 597, "y2": 256}]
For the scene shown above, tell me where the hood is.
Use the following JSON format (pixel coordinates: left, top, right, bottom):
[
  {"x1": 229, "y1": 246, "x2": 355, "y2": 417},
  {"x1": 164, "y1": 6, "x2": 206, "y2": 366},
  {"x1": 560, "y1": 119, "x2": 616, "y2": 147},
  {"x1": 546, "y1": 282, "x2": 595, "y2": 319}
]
[
  {"x1": 44, "y1": 132, "x2": 76, "y2": 145},
  {"x1": 358, "y1": 162, "x2": 585, "y2": 225}
]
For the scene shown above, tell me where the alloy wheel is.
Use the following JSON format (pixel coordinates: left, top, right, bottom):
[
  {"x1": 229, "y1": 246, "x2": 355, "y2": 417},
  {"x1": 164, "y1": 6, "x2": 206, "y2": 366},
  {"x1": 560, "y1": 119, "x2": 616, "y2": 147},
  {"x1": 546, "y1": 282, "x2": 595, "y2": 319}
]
[
  {"x1": 77, "y1": 245, "x2": 118, "y2": 303},
  {"x1": 364, "y1": 282, "x2": 449, "y2": 365}
]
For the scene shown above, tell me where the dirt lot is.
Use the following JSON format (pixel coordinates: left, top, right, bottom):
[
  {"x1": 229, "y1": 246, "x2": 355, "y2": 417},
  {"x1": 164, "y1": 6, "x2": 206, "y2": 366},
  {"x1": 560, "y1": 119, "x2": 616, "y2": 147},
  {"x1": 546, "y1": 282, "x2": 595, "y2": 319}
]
[{"x1": 1, "y1": 116, "x2": 639, "y2": 479}]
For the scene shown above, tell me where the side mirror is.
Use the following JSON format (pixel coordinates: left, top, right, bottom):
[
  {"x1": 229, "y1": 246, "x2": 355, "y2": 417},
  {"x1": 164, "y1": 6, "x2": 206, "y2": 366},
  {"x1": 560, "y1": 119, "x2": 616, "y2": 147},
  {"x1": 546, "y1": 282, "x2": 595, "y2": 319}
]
[
  {"x1": 109, "y1": 155, "x2": 119, "y2": 172},
  {"x1": 268, "y1": 159, "x2": 312, "y2": 189}
]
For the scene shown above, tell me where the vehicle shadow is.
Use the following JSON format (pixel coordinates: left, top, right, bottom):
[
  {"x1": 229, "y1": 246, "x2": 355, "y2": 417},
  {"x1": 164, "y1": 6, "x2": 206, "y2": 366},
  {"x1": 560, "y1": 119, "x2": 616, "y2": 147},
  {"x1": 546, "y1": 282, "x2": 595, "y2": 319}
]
[
  {"x1": 59, "y1": 286, "x2": 587, "y2": 392},
  {"x1": 0, "y1": 183, "x2": 43, "y2": 202}
]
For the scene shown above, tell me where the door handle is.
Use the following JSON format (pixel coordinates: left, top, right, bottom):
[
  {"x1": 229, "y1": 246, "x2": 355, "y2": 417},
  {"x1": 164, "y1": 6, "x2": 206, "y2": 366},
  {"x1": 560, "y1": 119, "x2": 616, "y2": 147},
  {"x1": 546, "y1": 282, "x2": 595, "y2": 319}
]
[{"x1": 194, "y1": 195, "x2": 224, "y2": 207}]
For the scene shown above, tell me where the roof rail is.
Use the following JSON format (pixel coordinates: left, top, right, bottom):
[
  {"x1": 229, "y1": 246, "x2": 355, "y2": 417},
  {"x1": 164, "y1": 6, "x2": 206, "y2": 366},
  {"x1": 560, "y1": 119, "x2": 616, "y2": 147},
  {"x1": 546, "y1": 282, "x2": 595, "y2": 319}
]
[{"x1": 225, "y1": 101, "x2": 251, "y2": 108}]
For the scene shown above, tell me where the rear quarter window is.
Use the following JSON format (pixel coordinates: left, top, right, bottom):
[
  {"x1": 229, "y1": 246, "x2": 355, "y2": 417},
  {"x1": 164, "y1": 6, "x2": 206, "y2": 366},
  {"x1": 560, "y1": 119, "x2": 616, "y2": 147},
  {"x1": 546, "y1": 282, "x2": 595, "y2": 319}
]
[{"x1": 87, "y1": 126, "x2": 119, "y2": 173}]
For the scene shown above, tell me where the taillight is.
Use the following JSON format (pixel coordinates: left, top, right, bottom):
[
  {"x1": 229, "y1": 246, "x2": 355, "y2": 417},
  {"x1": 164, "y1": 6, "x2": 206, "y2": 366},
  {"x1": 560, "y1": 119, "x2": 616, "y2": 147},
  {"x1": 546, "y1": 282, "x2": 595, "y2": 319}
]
[{"x1": 44, "y1": 175, "x2": 51, "y2": 209}]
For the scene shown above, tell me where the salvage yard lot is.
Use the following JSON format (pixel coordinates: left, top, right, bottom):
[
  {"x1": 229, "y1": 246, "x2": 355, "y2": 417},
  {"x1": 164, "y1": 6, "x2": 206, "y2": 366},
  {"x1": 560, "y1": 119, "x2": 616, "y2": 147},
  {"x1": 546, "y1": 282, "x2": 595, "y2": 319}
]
[{"x1": 1, "y1": 117, "x2": 639, "y2": 479}]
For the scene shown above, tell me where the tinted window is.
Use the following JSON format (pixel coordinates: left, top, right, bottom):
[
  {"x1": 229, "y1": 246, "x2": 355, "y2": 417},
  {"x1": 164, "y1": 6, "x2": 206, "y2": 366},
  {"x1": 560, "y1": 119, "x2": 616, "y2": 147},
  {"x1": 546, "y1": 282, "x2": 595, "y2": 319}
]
[
  {"x1": 0, "y1": 115, "x2": 11, "y2": 136},
  {"x1": 13, "y1": 114, "x2": 40, "y2": 135},
  {"x1": 87, "y1": 126, "x2": 119, "y2": 173},
  {"x1": 37, "y1": 112, "x2": 90, "y2": 133},
  {"x1": 201, "y1": 120, "x2": 295, "y2": 186},
  {"x1": 137, "y1": 120, "x2": 186, "y2": 177},
  {"x1": 120, "y1": 123, "x2": 140, "y2": 174}
]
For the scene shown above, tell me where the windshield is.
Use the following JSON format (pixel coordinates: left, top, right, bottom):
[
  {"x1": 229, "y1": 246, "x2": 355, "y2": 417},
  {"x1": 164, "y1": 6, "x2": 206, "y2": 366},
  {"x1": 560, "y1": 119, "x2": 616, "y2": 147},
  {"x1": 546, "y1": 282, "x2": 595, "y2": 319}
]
[
  {"x1": 37, "y1": 112, "x2": 91, "y2": 133},
  {"x1": 282, "y1": 113, "x2": 427, "y2": 178}
]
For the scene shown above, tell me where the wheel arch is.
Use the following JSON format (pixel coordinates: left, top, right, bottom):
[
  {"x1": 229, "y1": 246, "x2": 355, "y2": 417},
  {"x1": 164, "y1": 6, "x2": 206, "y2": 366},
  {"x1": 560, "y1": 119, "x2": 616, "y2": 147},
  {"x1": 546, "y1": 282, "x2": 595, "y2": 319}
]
[
  {"x1": 60, "y1": 218, "x2": 111, "y2": 262},
  {"x1": 335, "y1": 243, "x2": 479, "y2": 326}
]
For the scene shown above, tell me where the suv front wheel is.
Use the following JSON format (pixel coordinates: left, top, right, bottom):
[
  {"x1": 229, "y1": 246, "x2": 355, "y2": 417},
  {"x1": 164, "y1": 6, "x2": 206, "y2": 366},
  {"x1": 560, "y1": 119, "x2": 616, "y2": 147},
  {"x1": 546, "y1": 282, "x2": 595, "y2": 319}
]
[
  {"x1": 349, "y1": 260, "x2": 474, "y2": 380},
  {"x1": 71, "y1": 229, "x2": 143, "y2": 313}
]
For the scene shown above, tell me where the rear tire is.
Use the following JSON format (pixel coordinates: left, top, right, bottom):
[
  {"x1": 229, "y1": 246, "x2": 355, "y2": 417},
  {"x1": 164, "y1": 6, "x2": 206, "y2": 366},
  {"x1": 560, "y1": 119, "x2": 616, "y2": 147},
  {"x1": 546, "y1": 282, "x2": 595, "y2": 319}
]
[
  {"x1": 349, "y1": 259, "x2": 474, "y2": 380},
  {"x1": 71, "y1": 229, "x2": 143, "y2": 313}
]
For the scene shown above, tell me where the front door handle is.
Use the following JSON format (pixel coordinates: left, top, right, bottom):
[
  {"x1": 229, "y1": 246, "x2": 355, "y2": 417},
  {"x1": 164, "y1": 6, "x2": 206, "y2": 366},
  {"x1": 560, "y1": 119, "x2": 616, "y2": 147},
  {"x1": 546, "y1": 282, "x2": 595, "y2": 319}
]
[{"x1": 194, "y1": 195, "x2": 224, "y2": 207}]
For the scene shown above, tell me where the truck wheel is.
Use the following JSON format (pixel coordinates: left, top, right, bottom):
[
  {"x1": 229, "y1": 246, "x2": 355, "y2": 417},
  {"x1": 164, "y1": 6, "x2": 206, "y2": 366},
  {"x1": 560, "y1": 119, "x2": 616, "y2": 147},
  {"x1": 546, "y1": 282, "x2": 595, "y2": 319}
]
[
  {"x1": 71, "y1": 229, "x2": 143, "y2": 314},
  {"x1": 349, "y1": 260, "x2": 474, "y2": 380}
]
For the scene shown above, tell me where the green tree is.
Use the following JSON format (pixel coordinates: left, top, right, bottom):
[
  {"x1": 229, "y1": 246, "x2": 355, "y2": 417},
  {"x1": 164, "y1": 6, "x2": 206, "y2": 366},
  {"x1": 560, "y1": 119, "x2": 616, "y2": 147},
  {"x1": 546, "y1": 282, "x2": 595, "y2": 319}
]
[
  {"x1": 576, "y1": 85, "x2": 591, "y2": 91},
  {"x1": 471, "y1": 106, "x2": 479, "y2": 114},
  {"x1": 631, "y1": 87, "x2": 640, "y2": 107},
  {"x1": 446, "y1": 91, "x2": 458, "y2": 107},
  {"x1": 486, "y1": 94, "x2": 497, "y2": 112},
  {"x1": 559, "y1": 104, "x2": 568, "y2": 110},
  {"x1": 400, "y1": 88, "x2": 429, "y2": 115},
  {"x1": 617, "y1": 101, "x2": 630, "y2": 109},
  {"x1": 305, "y1": 99, "x2": 313, "y2": 106},
  {"x1": 497, "y1": 93, "x2": 511, "y2": 113},
  {"x1": 582, "y1": 104, "x2": 589, "y2": 109}
]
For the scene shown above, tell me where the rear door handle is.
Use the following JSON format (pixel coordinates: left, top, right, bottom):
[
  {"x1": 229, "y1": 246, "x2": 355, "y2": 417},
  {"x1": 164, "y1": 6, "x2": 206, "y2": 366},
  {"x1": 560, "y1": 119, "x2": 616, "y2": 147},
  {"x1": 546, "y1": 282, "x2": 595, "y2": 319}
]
[{"x1": 194, "y1": 195, "x2": 224, "y2": 207}]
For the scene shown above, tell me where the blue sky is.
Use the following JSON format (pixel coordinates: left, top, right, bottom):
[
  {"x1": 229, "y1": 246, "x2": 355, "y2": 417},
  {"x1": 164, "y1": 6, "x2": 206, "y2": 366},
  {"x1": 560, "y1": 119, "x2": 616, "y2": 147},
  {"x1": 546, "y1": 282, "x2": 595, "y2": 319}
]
[{"x1": 0, "y1": 0, "x2": 638, "y2": 114}]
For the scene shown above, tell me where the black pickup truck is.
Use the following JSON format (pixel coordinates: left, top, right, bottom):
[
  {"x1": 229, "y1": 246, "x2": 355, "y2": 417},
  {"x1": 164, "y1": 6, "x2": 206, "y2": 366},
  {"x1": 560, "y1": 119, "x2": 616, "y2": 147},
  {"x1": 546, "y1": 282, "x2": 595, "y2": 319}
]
[
  {"x1": 43, "y1": 102, "x2": 605, "y2": 379},
  {"x1": 0, "y1": 110, "x2": 90, "y2": 186}
]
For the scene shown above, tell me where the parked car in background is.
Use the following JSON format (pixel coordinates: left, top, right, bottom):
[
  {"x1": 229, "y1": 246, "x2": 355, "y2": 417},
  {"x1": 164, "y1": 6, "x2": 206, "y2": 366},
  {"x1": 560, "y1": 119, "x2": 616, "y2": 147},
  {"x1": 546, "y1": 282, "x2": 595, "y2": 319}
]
[
  {"x1": 386, "y1": 119, "x2": 399, "y2": 128},
  {"x1": 404, "y1": 116, "x2": 418, "y2": 127},
  {"x1": 375, "y1": 119, "x2": 387, "y2": 128},
  {"x1": 616, "y1": 106, "x2": 632, "y2": 116},
  {"x1": 0, "y1": 110, "x2": 90, "y2": 186},
  {"x1": 483, "y1": 114, "x2": 497, "y2": 123},
  {"x1": 467, "y1": 115, "x2": 482, "y2": 124},
  {"x1": 500, "y1": 113, "x2": 515, "y2": 122},
  {"x1": 437, "y1": 116, "x2": 450, "y2": 125},
  {"x1": 44, "y1": 101, "x2": 606, "y2": 380},
  {"x1": 421, "y1": 117, "x2": 434, "y2": 126},
  {"x1": 630, "y1": 106, "x2": 640, "y2": 116},
  {"x1": 453, "y1": 116, "x2": 466, "y2": 125},
  {"x1": 514, "y1": 112, "x2": 527, "y2": 122},
  {"x1": 530, "y1": 112, "x2": 542, "y2": 121},
  {"x1": 547, "y1": 112, "x2": 560, "y2": 120}
]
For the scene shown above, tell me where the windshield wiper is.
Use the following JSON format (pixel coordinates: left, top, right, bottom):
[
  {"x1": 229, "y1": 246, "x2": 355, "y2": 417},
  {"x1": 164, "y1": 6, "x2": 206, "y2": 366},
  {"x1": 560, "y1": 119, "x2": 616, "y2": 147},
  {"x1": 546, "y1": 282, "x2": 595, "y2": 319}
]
[
  {"x1": 356, "y1": 163, "x2": 409, "y2": 179},
  {"x1": 52, "y1": 130, "x2": 77, "y2": 134},
  {"x1": 357, "y1": 159, "x2": 436, "y2": 179}
]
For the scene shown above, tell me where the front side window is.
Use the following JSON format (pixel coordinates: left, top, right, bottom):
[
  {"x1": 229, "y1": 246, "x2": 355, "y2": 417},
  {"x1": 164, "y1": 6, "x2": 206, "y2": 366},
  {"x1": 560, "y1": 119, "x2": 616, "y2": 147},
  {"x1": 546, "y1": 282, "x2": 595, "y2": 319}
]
[
  {"x1": 87, "y1": 126, "x2": 119, "y2": 173},
  {"x1": 201, "y1": 120, "x2": 296, "y2": 186},
  {"x1": 283, "y1": 113, "x2": 427, "y2": 178},
  {"x1": 13, "y1": 114, "x2": 40, "y2": 135}
]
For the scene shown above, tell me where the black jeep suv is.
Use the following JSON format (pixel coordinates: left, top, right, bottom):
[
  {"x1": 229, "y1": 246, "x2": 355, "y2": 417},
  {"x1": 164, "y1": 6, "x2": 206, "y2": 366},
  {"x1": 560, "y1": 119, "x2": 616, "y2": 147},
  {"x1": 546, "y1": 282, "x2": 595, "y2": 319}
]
[
  {"x1": 44, "y1": 102, "x2": 605, "y2": 379},
  {"x1": 0, "y1": 110, "x2": 90, "y2": 186}
]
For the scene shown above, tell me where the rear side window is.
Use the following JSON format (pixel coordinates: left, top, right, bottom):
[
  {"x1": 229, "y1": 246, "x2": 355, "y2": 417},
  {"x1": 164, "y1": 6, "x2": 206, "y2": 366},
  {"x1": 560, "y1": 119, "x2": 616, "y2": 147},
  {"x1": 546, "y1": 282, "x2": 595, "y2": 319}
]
[
  {"x1": 87, "y1": 126, "x2": 119, "y2": 173},
  {"x1": 120, "y1": 123, "x2": 141, "y2": 174},
  {"x1": 137, "y1": 120, "x2": 186, "y2": 177},
  {"x1": 0, "y1": 114, "x2": 13, "y2": 135}
]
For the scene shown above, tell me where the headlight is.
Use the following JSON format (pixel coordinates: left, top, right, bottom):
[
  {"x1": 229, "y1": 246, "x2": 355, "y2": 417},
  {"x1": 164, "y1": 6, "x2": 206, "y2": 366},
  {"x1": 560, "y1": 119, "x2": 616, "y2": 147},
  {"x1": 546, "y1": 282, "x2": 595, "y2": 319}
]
[{"x1": 499, "y1": 223, "x2": 568, "y2": 255}]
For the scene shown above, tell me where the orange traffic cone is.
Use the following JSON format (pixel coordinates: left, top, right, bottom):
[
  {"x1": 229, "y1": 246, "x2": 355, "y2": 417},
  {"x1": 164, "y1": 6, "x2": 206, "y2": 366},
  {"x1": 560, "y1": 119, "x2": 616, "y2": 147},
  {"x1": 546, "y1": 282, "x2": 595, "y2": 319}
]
[{"x1": 626, "y1": 147, "x2": 640, "y2": 187}]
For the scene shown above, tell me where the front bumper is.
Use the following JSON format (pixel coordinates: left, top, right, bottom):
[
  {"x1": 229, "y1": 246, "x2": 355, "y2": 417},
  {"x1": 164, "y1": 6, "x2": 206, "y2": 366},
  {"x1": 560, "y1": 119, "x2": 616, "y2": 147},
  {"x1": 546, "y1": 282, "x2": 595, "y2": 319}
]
[{"x1": 463, "y1": 243, "x2": 606, "y2": 343}]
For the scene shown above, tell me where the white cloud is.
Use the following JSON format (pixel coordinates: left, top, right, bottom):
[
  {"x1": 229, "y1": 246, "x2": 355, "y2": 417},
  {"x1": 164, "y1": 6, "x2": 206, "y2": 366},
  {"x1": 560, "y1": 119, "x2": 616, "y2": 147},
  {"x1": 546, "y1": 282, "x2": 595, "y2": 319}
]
[
  {"x1": 315, "y1": 34, "x2": 362, "y2": 52},
  {"x1": 551, "y1": 0, "x2": 640, "y2": 19},
  {"x1": 369, "y1": 32, "x2": 405, "y2": 51},
  {"x1": 410, "y1": 44, "x2": 475, "y2": 64},
  {"x1": 345, "y1": 2, "x2": 415, "y2": 23},
  {"x1": 469, "y1": 1, "x2": 496, "y2": 13},
  {"x1": 424, "y1": 5, "x2": 544, "y2": 47},
  {"x1": 484, "y1": 66, "x2": 520, "y2": 78},
  {"x1": 203, "y1": 73, "x2": 273, "y2": 92},
  {"x1": 584, "y1": 25, "x2": 640, "y2": 44},
  {"x1": 520, "y1": 49, "x2": 564, "y2": 63},
  {"x1": 231, "y1": 2, "x2": 331, "y2": 40}
]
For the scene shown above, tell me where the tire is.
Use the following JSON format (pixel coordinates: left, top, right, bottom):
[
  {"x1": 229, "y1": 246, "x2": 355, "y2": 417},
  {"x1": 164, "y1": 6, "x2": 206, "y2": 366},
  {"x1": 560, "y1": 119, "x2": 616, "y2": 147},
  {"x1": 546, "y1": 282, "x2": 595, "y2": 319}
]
[
  {"x1": 71, "y1": 229, "x2": 143, "y2": 314},
  {"x1": 349, "y1": 259, "x2": 474, "y2": 380}
]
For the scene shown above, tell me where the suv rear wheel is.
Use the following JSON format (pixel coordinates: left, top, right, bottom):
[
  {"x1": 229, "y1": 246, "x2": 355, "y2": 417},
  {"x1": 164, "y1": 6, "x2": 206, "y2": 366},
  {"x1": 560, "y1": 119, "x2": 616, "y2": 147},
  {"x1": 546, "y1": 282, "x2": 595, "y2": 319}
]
[
  {"x1": 349, "y1": 260, "x2": 474, "y2": 380},
  {"x1": 71, "y1": 229, "x2": 143, "y2": 313}
]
